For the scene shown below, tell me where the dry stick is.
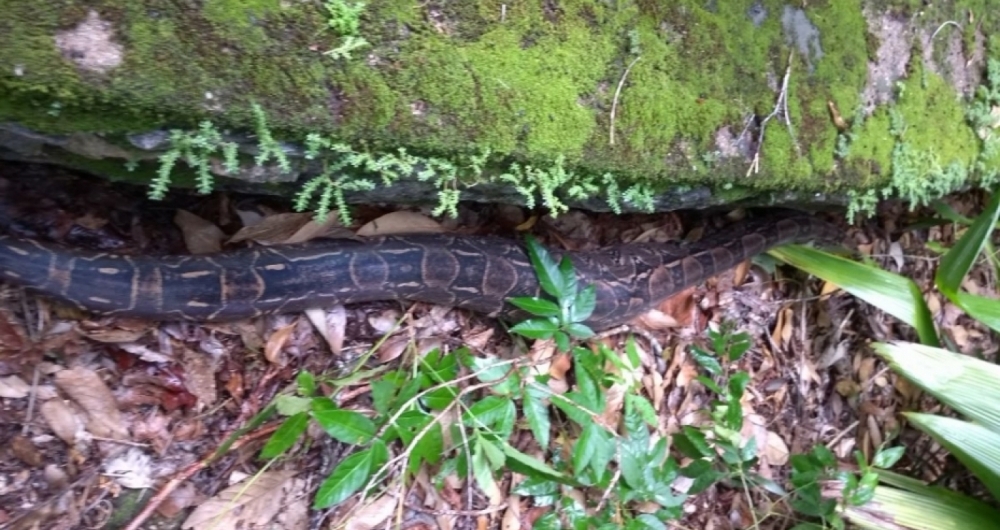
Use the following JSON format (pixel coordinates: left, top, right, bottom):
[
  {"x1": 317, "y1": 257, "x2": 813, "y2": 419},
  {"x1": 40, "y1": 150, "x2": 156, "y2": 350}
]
[
  {"x1": 748, "y1": 51, "x2": 798, "y2": 176},
  {"x1": 609, "y1": 56, "x2": 641, "y2": 146},
  {"x1": 123, "y1": 423, "x2": 280, "y2": 530}
]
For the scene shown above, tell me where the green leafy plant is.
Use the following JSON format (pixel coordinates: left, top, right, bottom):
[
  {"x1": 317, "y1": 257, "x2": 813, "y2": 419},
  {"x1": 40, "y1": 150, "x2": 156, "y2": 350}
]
[
  {"x1": 507, "y1": 235, "x2": 597, "y2": 352},
  {"x1": 322, "y1": 0, "x2": 369, "y2": 60},
  {"x1": 149, "y1": 120, "x2": 240, "y2": 199},
  {"x1": 771, "y1": 193, "x2": 1000, "y2": 528}
]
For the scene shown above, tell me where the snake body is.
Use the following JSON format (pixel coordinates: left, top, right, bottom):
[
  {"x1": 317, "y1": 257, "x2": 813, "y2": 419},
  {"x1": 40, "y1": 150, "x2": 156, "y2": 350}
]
[{"x1": 0, "y1": 210, "x2": 838, "y2": 330}]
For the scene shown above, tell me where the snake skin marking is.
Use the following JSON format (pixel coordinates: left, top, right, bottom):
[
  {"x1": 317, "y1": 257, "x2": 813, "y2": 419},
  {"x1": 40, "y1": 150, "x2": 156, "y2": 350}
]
[{"x1": 0, "y1": 210, "x2": 841, "y2": 329}]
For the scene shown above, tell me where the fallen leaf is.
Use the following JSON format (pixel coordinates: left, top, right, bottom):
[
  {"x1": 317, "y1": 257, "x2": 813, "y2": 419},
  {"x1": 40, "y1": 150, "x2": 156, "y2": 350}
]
[
  {"x1": 305, "y1": 306, "x2": 346, "y2": 355},
  {"x1": 39, "y1": 398, "x2": 84, "y2": 445},
  {"x1": 264, "y1": 322, "x2": 298, "y2": 365},
  {"x1": 182, "y1": 471, "x2": 306, "y2": 530},
  {"x1": 228, "y1": 212, "x2": 313, "y2": 245},
  {"x1": 12, "y1": 435, "x2": 44, "y2": 467},
  {"x1": 53, "y1": 367, "x2": 129, "y2": 440},
  {"x1": 285, "y1": 216, "x2": 352, "y2": 244},
  {"x1": 344, "y1": 495, "x2": 398, "y2": 530},
  {"x1": 0, "y1": 375, "x2": 31, "y2": 399},
  {"x1": 182, "y1": 347, "x2": 218, "y2": 409},
  {"x1": 357, "y1": 211, "x2": 444, "y2": 236},
  {"x1": 174, "y1": 210, "x2": 225, "y2": 254}
]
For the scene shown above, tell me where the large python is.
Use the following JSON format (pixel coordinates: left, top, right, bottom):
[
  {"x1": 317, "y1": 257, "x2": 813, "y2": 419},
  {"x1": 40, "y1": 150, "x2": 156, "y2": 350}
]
[{"x1": 0, "y1": 210, "x2": 839, "y2": 330}]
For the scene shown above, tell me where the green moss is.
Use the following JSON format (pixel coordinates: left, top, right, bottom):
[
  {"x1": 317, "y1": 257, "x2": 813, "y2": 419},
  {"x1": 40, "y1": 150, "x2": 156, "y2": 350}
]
[{"x1": 845, "y1": 107, "x2": 894, "y2": 182}]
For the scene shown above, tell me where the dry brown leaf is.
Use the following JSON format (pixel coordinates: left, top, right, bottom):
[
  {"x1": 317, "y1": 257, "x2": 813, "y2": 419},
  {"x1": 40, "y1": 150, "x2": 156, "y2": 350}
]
[
  {"x1": 39, "y1": 398, "x2": 83, "y2": 445},
  {"x1": 228, "y1": 212, "x2": 313, "y2": 245},
  {"x1": 638, "y1": 309, "x2": 680, "y2": 330},
  {"x1": 174, "y1": 210, "x2": 225, "y2": 254},
  {"x1": 79, "y1": 325, "x2": 148, "y2": 344},
  {"x1": 285, "y1": 216, "x2": 352, "y2": 244},
  {"x1": 501, "y1": 495, "x2": 522, "y2": 530},
  {"x1": 181, "y1": 471, "x2": 307, "y2": 530},
  {"x1": 548, "y1": 352, "x2": 572, "y2": 380},
  {"x1": 462, "y1": 327, "x2": 495, "y2": 352},
  {"x1": 182, "y1": 347, "x2": 218, "y2": 408},
  {"x1": 733, "y1": 260, "x2": 750, "y2": 286},
  {"x1": 343, "y1": 495, "x2": 398, "y2": 530},
  {"x1": 54, "y1": 366, "x2": 129, "y2": 440},
  {"x1": 12, "y1": 435, "x2": 44, "y2": 467},
  {"x1": 820, "y1": 280, "x2": 842, "y2": 297},
  {"x1": 264, "y1": 322, "x2": 298, "y2": 365},
  {"x1": 158, "y1": 483, "x2": 202, "y2": 518},
  {"x1": 0, "y1": 375, "x2": 31, "y2": 399},
  {"x1": 378, "y1": 335, "x2": 411, "y2": 363},
  {"x1": 357, "y1": 211, "x2": 444, "y2": 237},
  {"x1": 305, "y1": 306, "x2": 346, "y2": 355}
]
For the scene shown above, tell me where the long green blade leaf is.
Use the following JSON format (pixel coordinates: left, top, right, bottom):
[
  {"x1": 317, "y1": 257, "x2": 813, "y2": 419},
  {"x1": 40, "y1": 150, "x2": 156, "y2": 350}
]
[
  {"x1": 843, "y1": 483, "x2": 1000, "y2": 530},
  {"x1": 936, "y1": 192, "x2": 1000, "y2": 297},
  {"x1": 957, "y1": 292, "x2": 1000, "y2": 334},
  {"x1": 873, "y1": 341, "x2": 1000, "y2": 432},
  {"x1": 904, "y1": 413, "x2": 1000, "y2": 503},
  {"x1": 769, "y1": 246, "x2": 938, "y2": 345}
]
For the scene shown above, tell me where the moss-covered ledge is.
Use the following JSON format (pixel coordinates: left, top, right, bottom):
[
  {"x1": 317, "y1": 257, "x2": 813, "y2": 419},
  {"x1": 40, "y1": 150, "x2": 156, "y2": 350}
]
[{"x1": 2, "y1": 1, "x2": 999, "y2": 222}]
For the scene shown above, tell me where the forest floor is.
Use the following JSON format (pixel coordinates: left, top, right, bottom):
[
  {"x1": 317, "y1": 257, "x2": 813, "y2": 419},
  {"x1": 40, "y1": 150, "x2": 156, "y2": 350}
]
[{"x1": 0, "y1": 160, "x2": 995, "y2": 530}]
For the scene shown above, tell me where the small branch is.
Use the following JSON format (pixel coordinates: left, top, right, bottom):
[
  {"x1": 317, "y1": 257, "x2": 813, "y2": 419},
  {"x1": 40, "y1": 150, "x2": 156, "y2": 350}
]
[
  {"x1": 610, "y1": 56, "x2": 641, "y2": 146},
  {"x1": 748, "y1": 51, "x2": 799, "y2": 176}
]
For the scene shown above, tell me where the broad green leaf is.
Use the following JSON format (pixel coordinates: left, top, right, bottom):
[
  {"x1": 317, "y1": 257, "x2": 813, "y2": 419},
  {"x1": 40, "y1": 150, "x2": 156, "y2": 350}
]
[
  {"x1": 769, "y1": 245, "x2": 939, "y2": 346},
  {"x1": 409, "y1": 422, "x2": 444, "y2": 472},
  {"x1": 466, "y1": 355, "x2": 518, "y2": 395},
  {"x1": 510, "y1": 318, "x2": 560, "y2": 339},
  {"x1": 634, "y1": 514, "x2": 668, "y2": 530},
  {"x1": 512, "y1": 475, "x2": 559, "y2": 497},
  {"x1": 874, "y1": 341, "x2": 1000, "y2": 431},
  {"x1": 479, "y1": 436, "x2": 506, "y2": 470},
  {"x1": 936, "y1": 192, "x2": 1000, "y2": 296},
  {"x1": 559, "y1": 255, "x2": 579, "y2": 301},
  {"x1": 672, "y1": 427, "x2": 711, "y2": 459},
  {"x1": 905, "y1": 413, "x2": 1000, "y2": 502},
  {"x1": 626, "y1": 393, "x2": 659, "y2": 428},
  {"x1": 509, "y1": 296, "x2": 561, "y2": 317},
  {"x1": 524, "y1": 234, "x2": 565, "y2": 298},
  {"x1": 313, "y1": 441, "x2": 388, "y2": 509},
  {"x1": 502, "y1": 442, "x2": 575, "y2": 483},
  {"x1": 589, "y1": 427, "x2": 617, "y2": 483},
  {"x1": 620, "y1": 435, "x2": 650, "y2": 490},
  {"x1": 275, "y1": 394, "x2": 312, "y2": 416},
  {"x1": 573, "y1": 422, "x2": 599, "y2": 475},
  {"x1": 554, "y1": 330, "x2": 570, "y2": 352},
  {"x1": 260, "y1": 411, "x2": 308, "y2": 458},
  {"x1": 296, "y1": 370, "x2": 316, "y2": 396},
  {"x1": 524, "y1": 384, "x2": 551, "y2": 449},
  {"x1": 312, "y1": 409, "x2": 376, "y2": 444},
  {"x1": 370, "y1": 378, "x2": 398, "y2": 416},
  {"x1": 464, "y1": 396, "x2": 516, "y2": 432},
  {"x1": 421, "y1": 386, "x2": 458, "y2": 411},
  {"x1": 472, "y1": 443, "x2": 501, "y2": 503},
  {"x1": 690, "y1": 345, "x2": 722, "y2": 375},
  {"x1": 419, "y1": 349, "x2": 458, "y2": 383},
  {"x1": 565, "y1": 322, "x2": 595, "y2": 339},
  {"x1": 843, "y1": 482, "x2": 1000, "y2": 530},
  {"x1": 570, "y1": 285, "x2": 597, "y2": 322},
  {"x1": 957, "y1": 291, "x2": 1000, "y2": 334}
]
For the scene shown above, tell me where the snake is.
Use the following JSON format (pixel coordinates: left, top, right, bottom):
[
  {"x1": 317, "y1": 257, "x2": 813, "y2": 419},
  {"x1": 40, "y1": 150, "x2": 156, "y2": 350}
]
[{"x1": 0, "y1": 209, "x2": 839, "y2": 330}]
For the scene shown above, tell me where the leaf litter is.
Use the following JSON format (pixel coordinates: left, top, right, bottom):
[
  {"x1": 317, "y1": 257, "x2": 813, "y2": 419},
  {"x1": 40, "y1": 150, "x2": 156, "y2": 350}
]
[{"x1": 0, "y1": 162, "x2": 996, "y2": 529}]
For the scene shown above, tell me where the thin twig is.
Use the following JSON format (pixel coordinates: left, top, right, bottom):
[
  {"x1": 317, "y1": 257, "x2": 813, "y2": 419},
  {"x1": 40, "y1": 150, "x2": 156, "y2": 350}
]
[
  {"x1": 123, "y1": 423, "x2": 280, "y2": 530},
  {"x1": 610, "y1": 56, "x2": 641, "y2": 146},
  {"x1": 748, "y1": 51, "x2": 798, "y2": 176}
]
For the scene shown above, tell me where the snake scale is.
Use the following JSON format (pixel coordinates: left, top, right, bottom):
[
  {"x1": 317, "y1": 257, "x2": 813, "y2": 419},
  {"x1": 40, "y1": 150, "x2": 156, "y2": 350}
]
[{"x1": 0, "y1": 210, "x2": 839, "y2": 330}]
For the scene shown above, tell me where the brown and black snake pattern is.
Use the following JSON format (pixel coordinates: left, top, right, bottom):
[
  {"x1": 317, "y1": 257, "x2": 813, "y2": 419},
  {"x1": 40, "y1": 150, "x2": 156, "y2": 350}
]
[{"x1": 0, "y1": 210, "x2": 840, "y2": 330}]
